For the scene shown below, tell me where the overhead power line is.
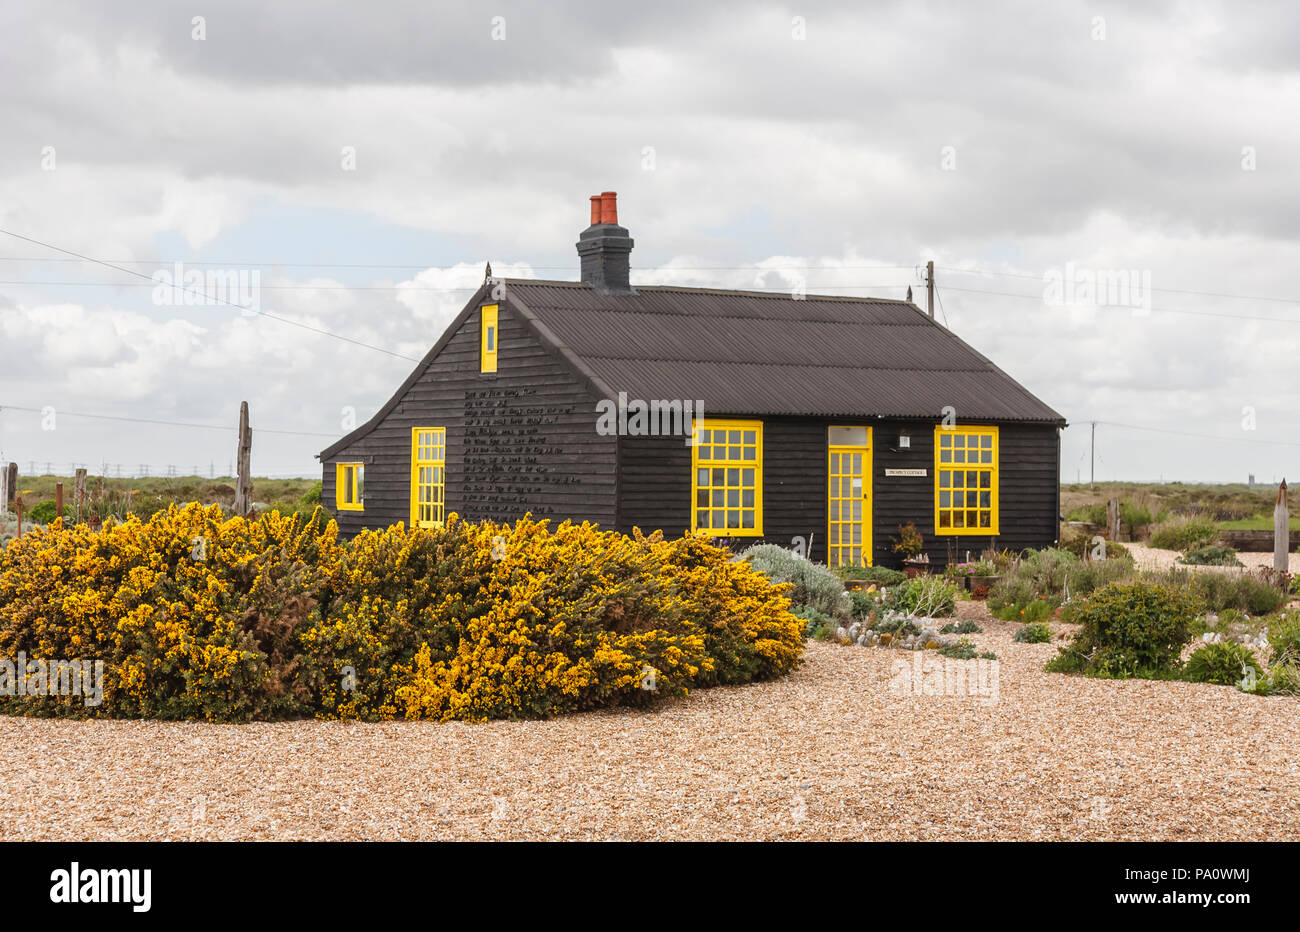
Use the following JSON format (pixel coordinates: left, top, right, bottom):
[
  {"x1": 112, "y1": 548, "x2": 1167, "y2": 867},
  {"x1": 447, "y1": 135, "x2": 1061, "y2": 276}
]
[
  {"x1": 0, "y1": 229, "x2": 420, "y2": 362},
  {"x1": 1086, "y1": 419, "x2": 1300, "y2": 448},
  {"x1": 0, "y1": 404, "x2": 336, "y2": 438}
]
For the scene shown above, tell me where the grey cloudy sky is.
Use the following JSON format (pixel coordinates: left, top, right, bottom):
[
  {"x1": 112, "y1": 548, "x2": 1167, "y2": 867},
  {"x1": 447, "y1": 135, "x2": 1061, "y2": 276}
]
[{"x1": 0, "y1": 0, "x2": 1296, "y2": 483}]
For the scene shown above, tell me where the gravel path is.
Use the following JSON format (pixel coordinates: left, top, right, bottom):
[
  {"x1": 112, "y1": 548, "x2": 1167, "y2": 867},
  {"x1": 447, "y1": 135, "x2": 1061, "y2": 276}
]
[
  {"x1": 1125, "y1": 542, "x2": 1300, "y2": 573},
  {"x1": 3, "y1": 611, "x2": 1298, "y2": 841}
]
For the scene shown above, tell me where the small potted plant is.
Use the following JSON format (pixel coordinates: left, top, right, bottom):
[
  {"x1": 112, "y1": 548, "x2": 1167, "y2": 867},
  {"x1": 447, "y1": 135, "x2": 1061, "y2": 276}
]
[{"x1": 891, "y1": 522, "x2": 928, "y2": 577}]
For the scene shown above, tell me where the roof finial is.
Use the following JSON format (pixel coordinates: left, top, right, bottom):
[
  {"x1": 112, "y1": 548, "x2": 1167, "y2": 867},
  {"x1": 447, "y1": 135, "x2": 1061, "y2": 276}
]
[
  {"x1": 484, "y1": 261, "x2": 493, "y2": 282},
  {"x1": 906, "y1": 285, "x2": 913, "y2": 303}
]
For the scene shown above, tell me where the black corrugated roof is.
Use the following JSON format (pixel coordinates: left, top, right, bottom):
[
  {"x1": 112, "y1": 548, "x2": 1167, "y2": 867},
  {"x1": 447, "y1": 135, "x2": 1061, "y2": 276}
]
[{"x1": 507, "y1": 280, "x2": 1065, "y2": 423}]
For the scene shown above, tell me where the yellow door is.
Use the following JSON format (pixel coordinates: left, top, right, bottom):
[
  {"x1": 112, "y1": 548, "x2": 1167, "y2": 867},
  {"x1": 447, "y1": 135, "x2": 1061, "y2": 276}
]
[{"x1": 827, "y1": 427, "x2": 872, "y2": 567}]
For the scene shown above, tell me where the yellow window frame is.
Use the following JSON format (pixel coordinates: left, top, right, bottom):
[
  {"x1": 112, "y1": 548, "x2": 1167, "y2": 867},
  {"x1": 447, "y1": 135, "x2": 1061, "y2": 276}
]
[
  {"x1": 481, "y1": 304, "x2": 498, "y2": 373},
  {"x1": 827, "y1": 426, "x2": 872, "y2": 567},
  {"x1": 691, "y1": 418, "x2": 763, "y2": 536},
  {"x1": 934, "y1": 425, "x2": 999, "y2": 535},
  {"x1": 410, "y1": 427, "x2": 446, "y2": 528},
  {"x1": 335, "y1": 462, "x2": 364, "y2": 511}
]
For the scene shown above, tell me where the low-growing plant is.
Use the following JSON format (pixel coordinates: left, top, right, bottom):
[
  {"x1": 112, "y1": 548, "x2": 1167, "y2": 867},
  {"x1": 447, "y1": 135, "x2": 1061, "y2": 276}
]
[
  {"x1": 1059, "y1": 534, "x2": 1134, "y2": 563},
  {"x1": 937, "y1": 639, "x2": 978, "y2": 660},
  {"x1": 1046, "y1": 581, "x2": 1199, "y2": 679},
  {"x1": 940, "y1": 620, "x2": 982, "y2": 634},
  {"x1": 739, "y1": 544, "x2": 850, "y2": 619},
  {"x1": 1148, "y1": 515, "x2": 1217, "y2": 551},
  {"x1": 1014, "y1": 622, "x2": 1052, "y2": 643},
  {"x1": 1182, "y1": 642, "x2": 1263, "y2": 687},
  {"x1": 890, "y1": 522, "x2": 925, "y2": 559},
  {"x1": 882, "y1": 575, "x2": 958, "y2": 618},
  {"x1": 793, "y1": 605, "x2": 835, "y2": 640},
  {"x1": 1189, "y1": 570, "x2": 1287, "y2": 616},
  {"x1": 1267, "y1": 610, "x2": 1300, "y2": 666},
  {"x1": 837, "y1": 565, "x2": 905, "y2": 587},
  {"x1": 1179, "y1": 545, "x2": 1243, "y2": 567},
  {"x1": 849, "y1": 590, "x2": 877, "y2": 619}
]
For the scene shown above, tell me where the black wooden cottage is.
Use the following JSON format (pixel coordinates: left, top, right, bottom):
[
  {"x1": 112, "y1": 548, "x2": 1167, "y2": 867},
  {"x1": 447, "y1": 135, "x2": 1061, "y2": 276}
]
[{"x1": 320, "y1": 192, "x2": 1066, "y2": 568}]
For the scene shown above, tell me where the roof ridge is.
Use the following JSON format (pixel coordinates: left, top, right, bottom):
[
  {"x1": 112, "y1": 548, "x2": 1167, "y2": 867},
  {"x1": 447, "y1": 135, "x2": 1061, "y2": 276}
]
[
  {"x1": 577, "y1": 353, "x2": 994, "y2": 374},
  {"x1": 502, "y1": 277, "x2": 919, "y2": 306}
]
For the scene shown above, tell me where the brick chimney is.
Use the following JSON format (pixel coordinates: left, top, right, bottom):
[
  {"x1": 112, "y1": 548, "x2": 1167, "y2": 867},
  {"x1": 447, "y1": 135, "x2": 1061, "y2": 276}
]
[{"x1": 576, "y1": 191, "x2": 635, "y2": 295}]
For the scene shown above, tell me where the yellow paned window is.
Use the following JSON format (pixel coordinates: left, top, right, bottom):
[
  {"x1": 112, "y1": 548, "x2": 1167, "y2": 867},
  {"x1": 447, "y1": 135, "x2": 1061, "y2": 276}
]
[
  {"x1": 410, "y1": 427, "x2": 446, "y2": 527},
  {"x1": 335, "y1": 463, "x2": 364, "y2": 511},
  {"x1": 691, "y1": 419, "x2": 762, "y2": 535},
  {"x1": 934, "y1": 426, "x2": 998, "y2": 535}
]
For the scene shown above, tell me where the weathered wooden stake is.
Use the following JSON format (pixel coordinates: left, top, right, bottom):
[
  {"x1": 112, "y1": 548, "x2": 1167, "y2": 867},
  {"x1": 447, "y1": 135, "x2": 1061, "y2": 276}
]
[
  {"x1": 1106, "y1": 497, "x2": 1120, "y2": 542},
  {"x1": 4, "y1": 463, "x2": 15, "y2": 509},
  {"x1": 234, "y1": 401, "x2": 252, "y2": 517},
  {"x1": 1275, "y1": 479, "x2": 1289, "y2": 576},
  {"x1": 74, "y1": 468, "x2": 87, "y2": 524},
  {"x1": 15, "y1": 501, "x2": 21, "y2": 538},
  {"x1": 55, "y1": 482, "x2": 64, "y2": 527},
  {"x1": 0, "y1": 467, "x2": 7, "y2": 521}
]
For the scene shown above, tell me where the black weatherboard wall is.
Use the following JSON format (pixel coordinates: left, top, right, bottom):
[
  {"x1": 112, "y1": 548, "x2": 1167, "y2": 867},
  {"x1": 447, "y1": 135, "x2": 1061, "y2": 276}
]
[
  {"x1": 618, "y1": 417, "x2": 1060, "y2": 566},
  {"x1": 321, "y1": 293, "x2": 617, "y2": 535}
]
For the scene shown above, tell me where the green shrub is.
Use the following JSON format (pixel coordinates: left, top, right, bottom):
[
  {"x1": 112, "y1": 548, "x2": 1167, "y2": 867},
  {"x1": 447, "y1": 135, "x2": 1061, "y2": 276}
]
[
  {"x1": 1046, "y1": 581, "x2": 1198, "y2": 679},
  {"x1": 940, "y1": 619, "x2": 982, "y2": 634},
  {"x1": 1148, "y1": 516, "x2": 1217, "y2": 551},
  {"x1": 1182, "y1": 642, "x2": 1262, "y2": 687},
  {"x1": 837, "y1": 565, "x2": 905, "y2": 587},
  {"x1": 874, "y1": 613, "x2": 920, "y2": 637},
  {"x1": 25, "y1": 500, "x2": 69, "y2": 524},
  {"x1": 1060, "y1": 534, "x2": 1133, "y2": 563},
  {"x1": 1267, "y1": 611, "x2": 1300, "y2": 665},
  {"x1": 848, "y1": 590, "x2": 877, "y2": 619},
  {"x1": 989, "y1": 548, "x2": 1132, "y2": 621},
  {"x1": 739, "y1": 544, "x2": 849, "y2": 618},
  {"x1": 1190, "y1": 571, "x2": 1286, "y2": 616},
  {"x1": 301, "y1": 481, "x2": 323, "y2": 505},
  {"x1": 937, "y1": 639, "x2": 978, "y2": 660},
  {"x1": 1179, "y1": 545, "x2": 1243, "y2": 567},
  {"x1": 1119, "y1": 501, "x2": 1153, "y2": 537},
  {"x1": 794, "y1": 605, "x2": 835, "y2": 639},
  {"x1": 881, "y1": 575, "x2": 957, "y2": 618},
  {"x1": 1066, "y1": 504, "x2": 1108, "y2": 525},
  {"x1": 1014, "y1": 622, "x2": 1052, "y2": 643}
]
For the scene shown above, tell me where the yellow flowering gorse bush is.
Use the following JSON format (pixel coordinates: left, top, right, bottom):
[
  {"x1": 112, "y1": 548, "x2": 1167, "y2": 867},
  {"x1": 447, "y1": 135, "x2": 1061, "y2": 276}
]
[{"x1": 0, "y1": 505, "x2": 804, "y2": 721}]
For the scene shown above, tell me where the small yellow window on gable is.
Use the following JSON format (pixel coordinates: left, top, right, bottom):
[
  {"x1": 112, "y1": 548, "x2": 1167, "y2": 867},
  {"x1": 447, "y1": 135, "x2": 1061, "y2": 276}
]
[
  {"x1": 481, "y1": 304, "x2": 498, "y2": 373},
  {"x1": 335, "y1": 462, "x2": 364, "y2": 511},
  {"x1": 934, "y1": 426, "x2": 998, "y2": 535}
]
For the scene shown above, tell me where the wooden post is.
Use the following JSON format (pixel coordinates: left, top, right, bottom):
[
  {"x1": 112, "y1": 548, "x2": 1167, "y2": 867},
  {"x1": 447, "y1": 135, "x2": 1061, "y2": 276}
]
[
  {"x1": 0, "y1": 467, "x2": 7, "y2": 521},
  {"x1": 234, "y1": 401, "x2": 252, "y2": 517},
  {"x1": 74, "y1": 468, "x2": 87, "y2": 525},
  {"x1": 1107, "y1": 497, "x2": 1121, "y2": 542},
  {"x1": 4, "y1": 463, "x2": 15, "y2": 509},
  {"x1": 55, "y1": 481, "x2": 63, "y2": 527},
  {"x1": 15, "y1": 501, "x2": 21, "y2": 538},
  {"x1": 1275, "y1": 479, "x2": 1289, "y2": 576}
]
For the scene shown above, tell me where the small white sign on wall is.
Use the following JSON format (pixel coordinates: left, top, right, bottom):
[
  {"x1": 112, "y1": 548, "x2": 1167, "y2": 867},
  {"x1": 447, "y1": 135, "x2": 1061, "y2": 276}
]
[{"x1": 885, "y1": 468, "x2": 928, "y2": 477}]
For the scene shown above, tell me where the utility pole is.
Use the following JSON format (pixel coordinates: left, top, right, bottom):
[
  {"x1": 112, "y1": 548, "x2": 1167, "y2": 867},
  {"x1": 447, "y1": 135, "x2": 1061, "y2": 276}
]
[
  {"x1": 925, "y1": 260, "x2": 935, "y2": 318},
  {"x1": 1089, "y1": 421, "x2": 1096, "y2": 489}
]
